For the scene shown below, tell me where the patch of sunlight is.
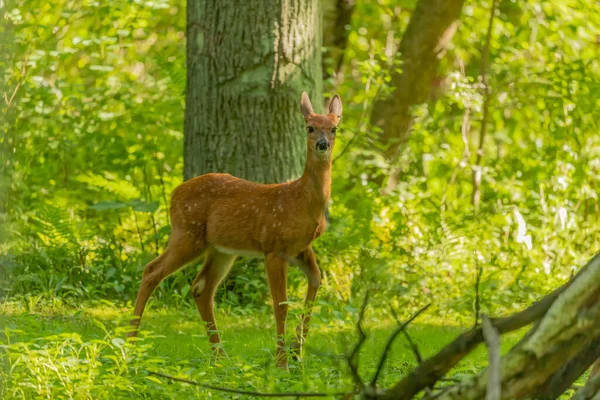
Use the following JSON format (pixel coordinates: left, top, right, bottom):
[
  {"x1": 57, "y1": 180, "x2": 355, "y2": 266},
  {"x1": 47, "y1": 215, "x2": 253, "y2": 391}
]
[
  {"x1": 83, "y1": 304, "x2": 130, "y2": 320},
  {"x1": 170, "y1": 320, "x2": 200, "y2": 332},
  {"x1": 0, "y1": 301, "x2": 25, "y2": 316}
]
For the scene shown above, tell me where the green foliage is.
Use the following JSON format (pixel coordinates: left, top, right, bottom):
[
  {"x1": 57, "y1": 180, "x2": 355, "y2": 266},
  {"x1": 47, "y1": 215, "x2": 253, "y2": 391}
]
[
  {"x1": 1, "y1": 299, "x2": 528, "y2": 399},
  {"x1": 2, "y1": 1, "x2": 600, "y2": 396},
  {"x1": 324, "y1": 0, "x2": 600, "y2": 319},
  {"x1": 2, "y1": 0, "x2": 600, "y2": 353}
]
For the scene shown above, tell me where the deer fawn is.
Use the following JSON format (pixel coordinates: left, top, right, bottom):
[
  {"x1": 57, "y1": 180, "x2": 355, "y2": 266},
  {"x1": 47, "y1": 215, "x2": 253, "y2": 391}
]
[{"x1": 128, "y1": 92, "x2": 342, "y2": 369}]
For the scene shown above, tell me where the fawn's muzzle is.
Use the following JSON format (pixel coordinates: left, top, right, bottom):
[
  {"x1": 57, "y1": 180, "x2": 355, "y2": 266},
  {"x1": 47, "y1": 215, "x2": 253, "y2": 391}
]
[{"x1": 316, "y1": 140, "x2": 329, "y2": 151}]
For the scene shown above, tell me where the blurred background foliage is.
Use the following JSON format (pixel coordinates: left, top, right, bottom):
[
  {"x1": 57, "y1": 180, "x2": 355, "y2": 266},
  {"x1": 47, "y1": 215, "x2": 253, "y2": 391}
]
[{"x1": 2, "y1": 0, "x2": 600, "y2": 325}]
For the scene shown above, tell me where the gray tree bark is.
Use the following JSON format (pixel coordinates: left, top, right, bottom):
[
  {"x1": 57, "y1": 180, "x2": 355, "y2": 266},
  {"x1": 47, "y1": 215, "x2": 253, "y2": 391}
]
[
  {"x1": 370, "y1": 0, "x2": 465, "y2": 159},
  {"x1": 185, "y1": 0, "x2": 322, "y2": 183}
]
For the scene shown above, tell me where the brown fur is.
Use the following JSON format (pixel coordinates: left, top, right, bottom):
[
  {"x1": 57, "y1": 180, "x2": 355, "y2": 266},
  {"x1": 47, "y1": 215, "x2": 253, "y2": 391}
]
[{"x1": 128, "y1": 92, "x2": 342, "y2": 369}]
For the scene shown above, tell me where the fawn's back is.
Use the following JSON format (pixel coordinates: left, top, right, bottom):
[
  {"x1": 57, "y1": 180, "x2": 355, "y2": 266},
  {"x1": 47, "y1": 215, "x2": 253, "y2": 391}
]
[{"x1": 170, "y1": 172, "x2": 327, "y2": 257}]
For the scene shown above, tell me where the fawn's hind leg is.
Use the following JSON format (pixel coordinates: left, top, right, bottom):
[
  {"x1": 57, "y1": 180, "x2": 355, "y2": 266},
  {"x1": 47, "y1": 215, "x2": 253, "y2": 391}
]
[
  {"x1": 129, "y1": 232, "x2": 204, "y2": 337},
  {"x1": 290, "y1": 246, "x2": 321, "y2": 359},
  {"x1": 191, "y1": 248, "x2": 236, "y2": 354}
]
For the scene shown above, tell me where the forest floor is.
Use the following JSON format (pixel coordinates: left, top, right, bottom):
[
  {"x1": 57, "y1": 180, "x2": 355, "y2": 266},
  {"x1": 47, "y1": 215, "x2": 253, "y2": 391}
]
[{"x1": 0, "y1": 299, "x2": 577, "y2": 399}]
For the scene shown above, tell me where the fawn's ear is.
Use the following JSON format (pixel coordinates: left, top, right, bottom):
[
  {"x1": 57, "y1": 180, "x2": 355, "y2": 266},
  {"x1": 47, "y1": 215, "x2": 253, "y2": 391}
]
[
  {"x1": 328, "y1": 95, "x2": 343, "y2": 118},
  {"x1": 300, "y1": 92, "x2": 314, "y2": 119}
]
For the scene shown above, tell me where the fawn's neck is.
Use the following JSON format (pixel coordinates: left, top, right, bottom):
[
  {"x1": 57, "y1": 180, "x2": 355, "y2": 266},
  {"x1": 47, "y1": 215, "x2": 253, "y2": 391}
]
[{"x1": 299, "y1": 152, "x2": 332, "y2": 219}]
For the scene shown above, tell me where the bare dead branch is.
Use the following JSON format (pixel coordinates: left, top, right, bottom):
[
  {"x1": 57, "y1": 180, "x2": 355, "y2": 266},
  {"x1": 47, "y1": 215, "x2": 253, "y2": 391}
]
[
  {"x1": 347, "y1": 292, "x2": 370, "y2": 388},
  {"x1": 432, "y1": 267, "x2": 600, "y2": 400},
  {"x1": 372, "y1": 304, "x2": 431, "y2": 387},
  {"x1": 389, "y1": 305, "x2": 424, "y2": 364},
  {"x1": 482, "y1": 315, "x2": 501, "y2": 400},
  {"x1": 147, "y1": 371, "x2": 351, "y2": 398}
]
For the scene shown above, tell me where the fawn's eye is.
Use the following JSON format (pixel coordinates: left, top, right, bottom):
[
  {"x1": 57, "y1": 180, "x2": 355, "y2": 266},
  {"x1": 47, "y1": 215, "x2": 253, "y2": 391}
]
[
  {"x1": 331, "y1": 127, "x2": 337, "y2": 134},
  {"x1": 307, "y1": 126, "x2": 315, "y2": 133}
]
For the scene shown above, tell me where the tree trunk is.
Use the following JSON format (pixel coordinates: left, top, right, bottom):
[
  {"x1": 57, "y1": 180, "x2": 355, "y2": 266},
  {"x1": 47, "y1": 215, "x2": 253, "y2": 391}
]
[
  {"x1": 185, "y1": 0, "x2": 322, "y2": 183},
  {"x1": 322, "y1": 0, "x2": 355, "y2": 83},
  {"x1": 370, "y1": 0, "x2": 465, "y2": 160}
]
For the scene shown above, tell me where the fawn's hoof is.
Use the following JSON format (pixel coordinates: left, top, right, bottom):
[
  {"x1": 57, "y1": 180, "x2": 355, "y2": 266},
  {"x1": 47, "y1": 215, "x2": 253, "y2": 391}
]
[
  {"x1": 276, "y1": 360, "x2": 289, "y2": 371},
  {"x1": 275, "y1": 349, "x2": 289, "y2": 370},
  {"x1": 211, "y1": 344, "x2": 228, "y2": 360}
]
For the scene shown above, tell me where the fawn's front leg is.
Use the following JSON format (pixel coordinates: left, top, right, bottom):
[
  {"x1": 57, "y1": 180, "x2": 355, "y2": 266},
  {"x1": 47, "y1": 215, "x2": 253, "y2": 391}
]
[
  {"x1": 265, "y1": 253, "x2": 289, "y2": 369},
  {"x1": 290, "y1": 246, "x2": 321, "y2": 359}
]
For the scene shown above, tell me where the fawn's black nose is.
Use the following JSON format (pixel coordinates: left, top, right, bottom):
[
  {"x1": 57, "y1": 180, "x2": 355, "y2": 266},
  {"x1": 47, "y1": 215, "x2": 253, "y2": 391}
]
[{"x1": 316, "y1": 140, "x2": 329, "y2": 151}]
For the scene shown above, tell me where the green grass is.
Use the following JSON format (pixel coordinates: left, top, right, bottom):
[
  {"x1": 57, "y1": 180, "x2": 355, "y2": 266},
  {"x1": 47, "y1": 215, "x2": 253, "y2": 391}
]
[{"x1": 0, "y1": 297, "x2": 522, "y2": 399}]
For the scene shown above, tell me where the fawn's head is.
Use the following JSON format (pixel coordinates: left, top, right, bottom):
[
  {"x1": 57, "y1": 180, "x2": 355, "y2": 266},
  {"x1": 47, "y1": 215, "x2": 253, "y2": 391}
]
[{"x1": 300, "y1": 92, "x2": 343, "y2": 161}]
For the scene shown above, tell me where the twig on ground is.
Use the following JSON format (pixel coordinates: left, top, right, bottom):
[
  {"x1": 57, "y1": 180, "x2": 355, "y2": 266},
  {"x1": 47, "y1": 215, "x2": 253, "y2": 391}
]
[
  {"x1": 347, "y1": 293, "x2": 370, "y2": 389},
  {"x1": 482, "y1": 315, "x2": 501, "y2": 400},
  {"x1": 372, "y1": 303, "x2": 431, "y2": 386},
  {"x1": 147, "y1": 371, "x2": 351, "y2": 398},
  {"x1": 389, "y1": 305, "x2": 424, "y2": 364}
]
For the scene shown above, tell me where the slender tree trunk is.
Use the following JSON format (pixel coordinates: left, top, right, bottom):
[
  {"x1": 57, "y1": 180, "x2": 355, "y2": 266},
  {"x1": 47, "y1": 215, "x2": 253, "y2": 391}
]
[
  {"x1": 322, "y1": 0, "x2": 355, "y2": 83},
  {"x1": 471, "y1": 0, "x2": 498, "y2": 211},
  {"x1": 370, "y1": 0, "x2": 465, "y2": 160},
  {"x1": 185, "y1": 0, "x2": 322, "y2": 183}
]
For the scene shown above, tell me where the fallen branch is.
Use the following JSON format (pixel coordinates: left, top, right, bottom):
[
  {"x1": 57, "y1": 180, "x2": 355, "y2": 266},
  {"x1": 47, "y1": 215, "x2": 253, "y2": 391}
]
[
  {"x1": 147, "y1": 371, "x2": 351, "y2": 398},
  {"x1": 571, "y1": 373, "x2": 600, "y2": 400},
  {"x1": 380, "y1": 252, "x2": 597, "y2": 400},
  {"x1": 424, "y1": 254, "x2": 600, "y2": 400},
  {"x1": 534, "y1": 336, "x2": 600, "y2": 399}
]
